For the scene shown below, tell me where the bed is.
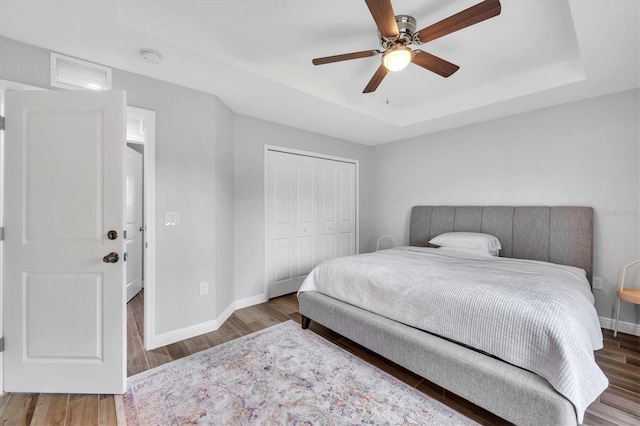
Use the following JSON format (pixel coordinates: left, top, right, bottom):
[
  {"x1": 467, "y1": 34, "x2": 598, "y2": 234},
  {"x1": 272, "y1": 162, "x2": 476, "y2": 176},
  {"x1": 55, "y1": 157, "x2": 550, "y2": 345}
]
[{"x1": 297, "y1": 206, "x2": 606, "y2": 426}]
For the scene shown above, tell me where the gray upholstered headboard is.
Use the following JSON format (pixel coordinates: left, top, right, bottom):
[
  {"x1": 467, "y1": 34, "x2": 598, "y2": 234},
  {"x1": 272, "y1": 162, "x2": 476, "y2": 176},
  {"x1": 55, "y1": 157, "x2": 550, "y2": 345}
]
[{"x1": 409, "y1": 206, "x2": 593, "y2": 283}]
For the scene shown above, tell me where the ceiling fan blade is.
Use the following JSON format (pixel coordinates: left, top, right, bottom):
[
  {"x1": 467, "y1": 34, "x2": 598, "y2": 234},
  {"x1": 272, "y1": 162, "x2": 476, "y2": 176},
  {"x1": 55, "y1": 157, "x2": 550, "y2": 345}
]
[
  {"x1": 412, "y1": 50, "x2": 460, "y2": 78},
  {"x1": 312, "y1": 50, "x2": 381, "y2": 66},
  {"x1": 363, "y1": 65, "x2": 389, "y2": 93},
  {"x1": 364, "y1": 0, "x2": 399, "y2": 38},
  {"x1": 415, "y1": 0, "x2": 501, "y2": 44}
]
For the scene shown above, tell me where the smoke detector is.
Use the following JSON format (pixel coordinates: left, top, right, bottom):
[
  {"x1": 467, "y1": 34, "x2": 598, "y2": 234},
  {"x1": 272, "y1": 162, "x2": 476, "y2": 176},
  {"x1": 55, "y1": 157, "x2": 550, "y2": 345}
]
[{"x1": 139, "y1": 49, "x2": 163, "y2": 65}]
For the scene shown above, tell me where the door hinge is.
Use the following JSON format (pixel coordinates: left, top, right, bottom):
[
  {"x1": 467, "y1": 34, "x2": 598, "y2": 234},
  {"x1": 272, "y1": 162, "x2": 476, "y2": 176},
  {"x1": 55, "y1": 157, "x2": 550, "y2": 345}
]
[
  {"x1": 123, "y1": 230, "x2": 127, "y2": 239},
  {"x1": 0, "y1": 226, "x2": 4, "y2": 241},
  {"x1": 0, "y1": 115, "x2": 4, "y2": 131},
  {"x1": 0, "y1": 336, "x2": 4, "y2": 353},
  {"x1": 123, "y1": 252, "x2": 128, "y2": 262}
]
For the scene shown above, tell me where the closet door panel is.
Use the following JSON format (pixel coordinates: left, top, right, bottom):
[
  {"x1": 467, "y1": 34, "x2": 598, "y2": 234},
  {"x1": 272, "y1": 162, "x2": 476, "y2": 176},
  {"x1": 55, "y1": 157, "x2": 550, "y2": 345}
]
[
  {"x1": 337, "y1": 162, "x2": 356, "y2": 257},
  {"x1": 267, "y1": 152, "x2": 295, "y2": 297},
  {"x1": 294, "y1": 156, "x2": 317, "y2": 278},
  {"x1": 318, "y1": 159, "x2": 356, "y2": 261},
  {"x1": 273, "y1": 239, "x2": 292, "y2": 283},
  {"x1": 318, "y1": 160, "x2": 339, "y2": 263}
]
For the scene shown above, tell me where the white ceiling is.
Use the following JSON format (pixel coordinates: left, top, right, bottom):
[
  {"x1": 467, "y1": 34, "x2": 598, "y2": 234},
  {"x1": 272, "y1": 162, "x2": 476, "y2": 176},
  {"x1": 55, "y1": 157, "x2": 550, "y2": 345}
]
[{"x1": 0, "y1": 0, "x2": 638, "y2": 146}]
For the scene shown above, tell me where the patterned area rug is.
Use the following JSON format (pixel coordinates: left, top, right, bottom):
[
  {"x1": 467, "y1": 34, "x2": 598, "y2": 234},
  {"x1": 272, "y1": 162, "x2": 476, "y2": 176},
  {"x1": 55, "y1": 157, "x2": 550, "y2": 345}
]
[{"x1": 117, "y1": 320, "x2": 477, "y2": 425}]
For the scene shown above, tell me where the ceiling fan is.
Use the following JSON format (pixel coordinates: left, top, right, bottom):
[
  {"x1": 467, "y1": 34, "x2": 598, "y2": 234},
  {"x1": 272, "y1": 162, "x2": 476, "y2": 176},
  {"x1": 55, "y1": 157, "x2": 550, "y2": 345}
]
[{"x1": 312, "y1": 0, "x2": 501, "y2": 93}]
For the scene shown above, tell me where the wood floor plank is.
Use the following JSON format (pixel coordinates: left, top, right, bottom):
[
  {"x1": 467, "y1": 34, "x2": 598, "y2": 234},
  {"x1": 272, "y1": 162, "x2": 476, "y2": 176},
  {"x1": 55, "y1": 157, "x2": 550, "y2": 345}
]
[
  {"x1": 619, "y1": 339, "x2": 640, "y2": 353},
  {"x1": 126, "y1": 303, "x2": 149, "y2": 377},
  {"x1": 30, "y1": 394, "x2": 69, "y2": 426},
  {"x1": 98, "y1": 395, "x2": 117, "y2": 426},
  {"x1": 165, "y1": 341, "x2": 192, "y2": 361},
  {"x1": 216, "y1": 320, "x2": 241, "y2": 339},
  {"x1": 599, "y1": 388, "x2": 640, "y2": 418},
  {"x1": 597, "y1": 355, "x2": 640, "y2": 379},
  {"x1": 583, "y1": 410, "x2": 619, "y2": 426},
  {"x1": 288, "y1": 311, "x2": 303, "y2": 324},
  {"x1": 183, "y1": 334, "x2": 215, "y2": 355},
  {"x1": 65, "y1": 394, "x2": 98, "y2": 426},
  {"x1": 232, "y1": 305, "x2": 264, "y2": 325},
  {"x1": 269, "y1": 294, "x2": 299, "y2": 315},
  {"x1": 0, "y1": 393, "x2": 10, "y2": 420},
  {"x1": 604, "y1": 384, "x2": 640, "y2": 405},
  {"x1": 145, "y1": 347, "x2": 173, "y2": 370},
  {"x1": 201, "y1": 329, "x2": 229, "y2": 346},
  {"x1": 128, "y1": 291, "x2": 145, "y2": 341},
  {"x1": 586, "y1": 400, "x2": 640, "y2": 426},
  {"x1": 596, "y1": 348, "x2": 628, "y2": 364},
  {"x1": 606, "y1": 373, "x2": 640, "y2": 395},
  {"x1": 225, "y1": 314, "x2": 255, "y2": 336},
  {"x1": 0, "y1": 393, "x2": 38, "y2": 425},
  {"x1": 256, "y1": 303, "x2": 294, "y2": 324}
]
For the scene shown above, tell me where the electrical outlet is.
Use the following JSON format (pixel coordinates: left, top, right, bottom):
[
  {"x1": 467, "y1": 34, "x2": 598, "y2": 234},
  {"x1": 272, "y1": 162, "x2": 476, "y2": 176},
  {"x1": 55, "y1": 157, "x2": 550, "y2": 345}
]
[
  {"x1": 593, "y1": 276, "x2": 603, "y2": 290},
  {"x1": 199, "y1": 282, "x2": 208, "y2": 296}
]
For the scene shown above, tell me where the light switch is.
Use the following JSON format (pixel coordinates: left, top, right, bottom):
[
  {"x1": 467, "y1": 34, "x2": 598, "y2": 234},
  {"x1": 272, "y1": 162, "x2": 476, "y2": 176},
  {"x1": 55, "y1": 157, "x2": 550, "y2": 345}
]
[{"x1": 165, "y1": 212, "x2": 180, "y2": 226}]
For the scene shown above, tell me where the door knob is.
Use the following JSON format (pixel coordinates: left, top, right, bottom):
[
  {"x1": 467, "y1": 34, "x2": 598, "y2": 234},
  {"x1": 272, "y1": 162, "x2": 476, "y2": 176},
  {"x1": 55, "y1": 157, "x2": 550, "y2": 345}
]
[{"x1": 103, "y1": 252, "x2": 119, "y2": 263}]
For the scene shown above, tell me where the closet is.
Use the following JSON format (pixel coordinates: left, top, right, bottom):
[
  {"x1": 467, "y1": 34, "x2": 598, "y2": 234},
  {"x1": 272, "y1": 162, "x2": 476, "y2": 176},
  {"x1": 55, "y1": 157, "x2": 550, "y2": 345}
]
[{"x1": 266, "y1": 149, "x2": 357, "y2": 298}]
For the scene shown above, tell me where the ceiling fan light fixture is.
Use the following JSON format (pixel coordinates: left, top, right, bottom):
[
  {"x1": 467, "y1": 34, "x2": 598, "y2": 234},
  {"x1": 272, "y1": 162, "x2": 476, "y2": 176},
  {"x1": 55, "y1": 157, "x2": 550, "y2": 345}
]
[{"x1": 382, "y1": 46, "x2": 412, "y2": 72}]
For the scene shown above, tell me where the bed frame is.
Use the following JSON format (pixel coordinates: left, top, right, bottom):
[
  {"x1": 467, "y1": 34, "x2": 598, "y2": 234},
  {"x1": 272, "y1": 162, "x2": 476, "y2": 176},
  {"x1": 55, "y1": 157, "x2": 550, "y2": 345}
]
[{"x1": 299, "y1": 206, "x2": 593, "y2": 426}]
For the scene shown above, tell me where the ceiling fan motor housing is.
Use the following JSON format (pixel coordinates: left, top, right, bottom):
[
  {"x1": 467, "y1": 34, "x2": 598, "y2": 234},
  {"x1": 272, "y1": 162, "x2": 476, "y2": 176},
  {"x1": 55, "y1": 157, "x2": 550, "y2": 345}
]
[{"x1": 379, "y1": 15, "x2": 416, "y2": 49}]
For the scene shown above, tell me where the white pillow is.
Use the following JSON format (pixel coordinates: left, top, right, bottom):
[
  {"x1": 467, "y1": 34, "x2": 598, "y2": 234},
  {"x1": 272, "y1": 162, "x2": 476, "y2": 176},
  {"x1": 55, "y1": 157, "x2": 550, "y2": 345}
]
[
  {"x1": 436, "y1": 246, "x2": 496, "y2": 257},
  {"x1": 429, "y1": 232, "x2": 501, "y2": 256}
]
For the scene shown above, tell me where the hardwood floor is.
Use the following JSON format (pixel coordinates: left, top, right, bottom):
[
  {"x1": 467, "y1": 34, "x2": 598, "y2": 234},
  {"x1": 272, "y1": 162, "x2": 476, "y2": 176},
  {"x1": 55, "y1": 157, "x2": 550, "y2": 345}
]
[{"x1": 1, "y1": 291, "x2": 638, "y2": 425}]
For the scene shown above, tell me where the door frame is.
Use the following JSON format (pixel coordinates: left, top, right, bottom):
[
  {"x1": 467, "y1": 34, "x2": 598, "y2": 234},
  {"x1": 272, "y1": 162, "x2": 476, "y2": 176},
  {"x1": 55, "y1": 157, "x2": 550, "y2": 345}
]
[
  {"x1": 125, "y1": 106, "x2": 158, "y2": 350},
  {"x1": 263, "y1": 145, "x2": 360, "y2": 300}
]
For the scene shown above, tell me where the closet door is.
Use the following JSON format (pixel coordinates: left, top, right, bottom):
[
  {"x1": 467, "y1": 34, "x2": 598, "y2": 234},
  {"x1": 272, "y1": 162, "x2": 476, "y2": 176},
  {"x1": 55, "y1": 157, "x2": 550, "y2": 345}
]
[
  {"x1": 318, "y1": 159, "x2": 356, "y2": 263},
  {"x1": 266, "y1": 151, "x2": 317, "y2": 298}
]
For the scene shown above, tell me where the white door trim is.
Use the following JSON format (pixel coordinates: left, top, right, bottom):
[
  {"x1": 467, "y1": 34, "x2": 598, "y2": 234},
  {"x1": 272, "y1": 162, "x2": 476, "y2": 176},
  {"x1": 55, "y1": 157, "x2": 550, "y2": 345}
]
[
  {"x1": 263, "y1": 145, "x2": 360, "y2": 300},
  {"x1": 126, "y1": 106, "x2": 159, "y2": 350}
]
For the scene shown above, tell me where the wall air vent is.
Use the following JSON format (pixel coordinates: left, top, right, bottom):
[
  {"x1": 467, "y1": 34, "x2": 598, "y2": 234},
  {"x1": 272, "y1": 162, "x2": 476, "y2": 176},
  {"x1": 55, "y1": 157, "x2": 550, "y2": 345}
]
[{"x1": 50, "y1": 53, "x2": 112, "y2": 90}]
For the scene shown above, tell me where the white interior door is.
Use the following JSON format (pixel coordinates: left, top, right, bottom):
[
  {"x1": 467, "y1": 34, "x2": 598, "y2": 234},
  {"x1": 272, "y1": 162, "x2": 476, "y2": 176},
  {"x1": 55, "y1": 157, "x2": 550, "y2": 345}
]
[
  {"x1": 266, "y1": 151, "x2": 317, "y2": 298},
  {"x1": 125, "y1": 146, "x2": 143, "y2": 302},
  {"x1": 318, "y1": 159, "x2": 356, "y2": 262},
  {"x1": 3, "y1": 89, "x2": 126, "y2": 393}
]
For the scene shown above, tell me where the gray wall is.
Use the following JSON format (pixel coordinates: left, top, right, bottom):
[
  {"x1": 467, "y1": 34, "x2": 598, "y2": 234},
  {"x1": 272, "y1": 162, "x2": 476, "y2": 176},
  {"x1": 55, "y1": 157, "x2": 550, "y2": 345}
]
[
  {"x1": 233, "y1": 115, "x2": 374, "y2": 302},
  {"x1": 371, "y1": 89, "x2": 640, "y2": 324},
  {"x1": 214, "y1": 101, "x2": 236, "y2": 316},
  {"x1": 0, "y1": 36, "x2": 235, "y2": 335},
  {"x1": 2, "y1": 35, "x2": 638, "y2": 333},
  {"x1": 122, "y1": 72, "x2": 231, "y2": 334}
]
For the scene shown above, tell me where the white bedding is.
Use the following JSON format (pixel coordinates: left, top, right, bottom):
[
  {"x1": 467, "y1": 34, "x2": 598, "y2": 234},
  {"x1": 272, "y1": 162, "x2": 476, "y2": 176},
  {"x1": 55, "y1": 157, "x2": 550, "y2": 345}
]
[{"x1": 298, "y1": 246, "x2": 608, "y2": 423}]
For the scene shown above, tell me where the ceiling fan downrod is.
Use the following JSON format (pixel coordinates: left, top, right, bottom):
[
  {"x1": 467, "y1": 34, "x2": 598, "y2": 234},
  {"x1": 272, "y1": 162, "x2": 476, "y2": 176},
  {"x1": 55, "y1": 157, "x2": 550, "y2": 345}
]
[{"x1": 379, "y1": 15, "x2": 416, "y2": 49}]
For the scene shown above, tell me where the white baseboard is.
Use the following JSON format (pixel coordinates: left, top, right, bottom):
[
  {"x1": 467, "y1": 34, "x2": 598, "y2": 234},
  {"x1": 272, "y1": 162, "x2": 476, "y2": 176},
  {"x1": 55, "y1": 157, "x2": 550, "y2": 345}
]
[
  {"x1": 151, "y1": 318, "x2": 219, "y2": 348},
  {"x1": 147, "y1": 294, "x2": 269, "y2": 348},
  {"x1": 235, "y1": 293, "x2": 268, "y2": 310},
  {"x1": 599, "y1": 316, "x2": 640, "y2": 336},
  {"x1": 216, "y1": 302, "x2": 235, "y2": 328}
]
